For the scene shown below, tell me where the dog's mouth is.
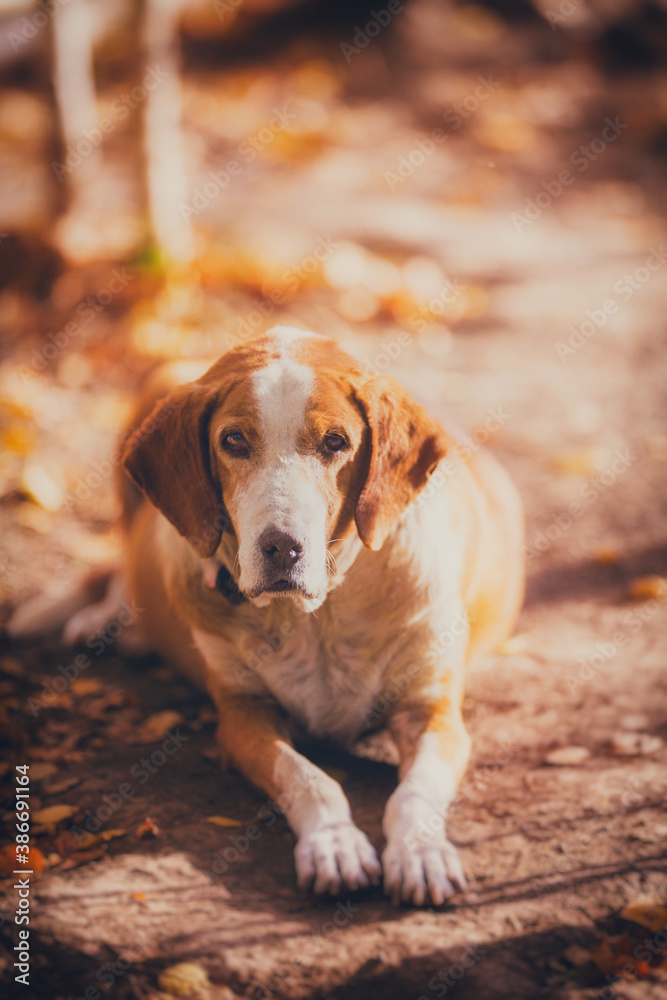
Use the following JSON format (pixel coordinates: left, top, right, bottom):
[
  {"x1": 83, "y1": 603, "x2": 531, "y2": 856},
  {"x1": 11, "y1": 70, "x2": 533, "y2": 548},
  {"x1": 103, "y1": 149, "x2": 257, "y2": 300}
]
[
  {"x1": 247, "y1": 577, "x2": 320, "y2": 601},
  {"x1": 264, "y1": 579, "x2": 297, "y2": 593}
]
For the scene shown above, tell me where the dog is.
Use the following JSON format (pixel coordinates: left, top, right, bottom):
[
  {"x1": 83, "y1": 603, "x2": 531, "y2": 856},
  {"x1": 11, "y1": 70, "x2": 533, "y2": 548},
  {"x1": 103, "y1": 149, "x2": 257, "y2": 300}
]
[{"x1": 12, "y1": 325, "x2": 524, "y2": 906}]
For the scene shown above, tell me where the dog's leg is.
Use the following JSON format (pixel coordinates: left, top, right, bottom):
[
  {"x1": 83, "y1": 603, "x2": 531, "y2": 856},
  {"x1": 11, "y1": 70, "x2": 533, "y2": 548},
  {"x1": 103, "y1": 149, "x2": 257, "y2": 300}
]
[
  {"x1": 7, "y1": 567, "x2": 117, "y2": 642},
  {"x1": 382, "y1": 697, "x2": 470, "y2": 906},
  {"x1": 213, "y1": 692, "x2": 381, "y2": 894},
  {"x1": 61, "y1": 571, "x2": 128, "y2": 646}
]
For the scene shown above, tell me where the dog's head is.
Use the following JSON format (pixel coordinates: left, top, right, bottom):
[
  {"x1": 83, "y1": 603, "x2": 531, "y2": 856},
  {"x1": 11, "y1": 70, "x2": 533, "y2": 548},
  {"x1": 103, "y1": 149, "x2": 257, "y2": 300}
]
[{"x1": 122, "y1": 327, "x2": 447, "y2": 611}]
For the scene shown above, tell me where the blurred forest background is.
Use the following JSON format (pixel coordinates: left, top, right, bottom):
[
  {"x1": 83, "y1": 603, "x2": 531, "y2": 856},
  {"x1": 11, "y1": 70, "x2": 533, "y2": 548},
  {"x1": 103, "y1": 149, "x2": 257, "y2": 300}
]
[{"x1": 1, "y1": 1, "x2": 667, "y2": 998}]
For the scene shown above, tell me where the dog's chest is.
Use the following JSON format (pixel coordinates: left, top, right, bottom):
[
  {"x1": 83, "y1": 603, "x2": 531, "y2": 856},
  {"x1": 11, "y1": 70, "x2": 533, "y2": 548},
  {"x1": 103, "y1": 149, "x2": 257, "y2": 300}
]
[
  {"x1": 258, "y1": 619, "x2": 388, "y2": 743},
  {"x1": 251, "y1": 559, "x2": 439, "y2": 742}
]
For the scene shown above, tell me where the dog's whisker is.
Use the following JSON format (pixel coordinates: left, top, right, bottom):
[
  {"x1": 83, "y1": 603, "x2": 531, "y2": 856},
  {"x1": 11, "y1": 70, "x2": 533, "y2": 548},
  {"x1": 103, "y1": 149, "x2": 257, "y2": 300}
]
[{"x1": 325, "y1": 550, "x2": 338, "y2": 575}]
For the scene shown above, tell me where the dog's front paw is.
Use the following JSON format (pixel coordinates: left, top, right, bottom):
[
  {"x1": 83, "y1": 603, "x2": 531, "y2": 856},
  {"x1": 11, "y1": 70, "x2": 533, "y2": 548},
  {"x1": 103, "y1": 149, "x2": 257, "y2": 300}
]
[
  {"x1": 382, "y1": 834, "x2": 465, "y2": 907},
  {"x1": 295, "y1": 822, "x2": 381, "y2": 895}
]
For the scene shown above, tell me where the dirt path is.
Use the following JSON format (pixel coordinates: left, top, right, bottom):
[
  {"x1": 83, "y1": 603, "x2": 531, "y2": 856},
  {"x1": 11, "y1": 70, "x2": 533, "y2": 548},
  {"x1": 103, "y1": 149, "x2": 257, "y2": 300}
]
[{"x1": 1, "y1": 2, "x2": 667, "y2": 997}]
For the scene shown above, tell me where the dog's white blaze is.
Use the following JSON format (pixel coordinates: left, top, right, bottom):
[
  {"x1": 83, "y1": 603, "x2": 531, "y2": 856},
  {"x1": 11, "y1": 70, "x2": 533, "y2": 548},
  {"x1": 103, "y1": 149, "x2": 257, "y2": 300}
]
[
  {"x1": 231, "y1": 335, "x2": 329, "y2": 605},
  {"x1": 253, "y1": 351, "x2": 314, "y2": 456}
]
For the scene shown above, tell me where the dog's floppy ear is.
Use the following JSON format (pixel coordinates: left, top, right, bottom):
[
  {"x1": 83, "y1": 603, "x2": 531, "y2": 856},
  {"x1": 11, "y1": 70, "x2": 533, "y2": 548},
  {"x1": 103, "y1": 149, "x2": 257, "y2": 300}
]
[
  {"x1": 122, "y1": 383, "x2": 224, "y2": 558},
  {"x1": 353, "y1": 376, "x2": 449, "y2": 551}
]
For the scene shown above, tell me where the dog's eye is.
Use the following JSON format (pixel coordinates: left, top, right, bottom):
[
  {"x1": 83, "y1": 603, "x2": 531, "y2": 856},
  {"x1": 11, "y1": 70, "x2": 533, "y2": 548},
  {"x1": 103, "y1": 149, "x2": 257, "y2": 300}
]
[
  {"x1": 223, "y1": 432, "x2": 248, "y2": 454},
  {"x1": 323, "y1": 433, "x2": 347, "y2": 454}
]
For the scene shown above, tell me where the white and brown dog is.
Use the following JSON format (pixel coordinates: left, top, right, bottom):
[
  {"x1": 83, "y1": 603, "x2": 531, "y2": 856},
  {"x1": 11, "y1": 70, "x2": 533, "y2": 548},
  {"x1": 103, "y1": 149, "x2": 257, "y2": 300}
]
[{"x1": 15, "y1": 325, "x2": 525, "y2": 906}]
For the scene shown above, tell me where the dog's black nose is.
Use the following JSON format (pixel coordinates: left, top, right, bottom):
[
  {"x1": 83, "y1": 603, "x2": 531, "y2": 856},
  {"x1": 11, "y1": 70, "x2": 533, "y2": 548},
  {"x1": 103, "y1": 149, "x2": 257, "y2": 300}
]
[{"x1": 259, "y1": 528, "x2": 303, "y2": 570}]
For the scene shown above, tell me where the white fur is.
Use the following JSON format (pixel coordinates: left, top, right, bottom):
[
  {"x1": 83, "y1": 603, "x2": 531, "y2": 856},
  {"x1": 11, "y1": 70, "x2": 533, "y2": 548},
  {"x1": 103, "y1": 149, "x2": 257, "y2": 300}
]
[
  {"x1": 273, "y1": 743, "x2": 381, "y2": 893},
  {"x1": 61, "y1": 572, "x2": 127, "y2": 646},
  {"x1": 230, "y1": 338, "x2": 330, "y2": 607},
  {"x1": 196, "y1": 459, "x2": 468, "y2": 743},
  {"x1": 382, "y1": 733, "x2": 465, "y2": 905},
  {"x1": 194, "y1": 458, "x2": 471, "y2": 901}
]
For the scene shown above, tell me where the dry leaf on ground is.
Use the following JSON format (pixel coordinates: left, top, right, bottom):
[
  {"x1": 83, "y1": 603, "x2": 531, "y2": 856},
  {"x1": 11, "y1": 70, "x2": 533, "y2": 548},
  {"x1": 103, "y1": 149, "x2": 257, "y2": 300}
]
[
  {"x1": 32, "y1": 804, "x2": 76, "y2": 824},
  {"x1": 158, "y1": 962, "x2": 211, "y2": 996},
  {"x1": 545, "y1": 746, "x2": 591, "y2": 766},
  {"x1": 609, "y1": 732, "x2": 662, "y2": 756},
  {"x1": 205, "y1": 816, "x2": 244, "y2": 827}
]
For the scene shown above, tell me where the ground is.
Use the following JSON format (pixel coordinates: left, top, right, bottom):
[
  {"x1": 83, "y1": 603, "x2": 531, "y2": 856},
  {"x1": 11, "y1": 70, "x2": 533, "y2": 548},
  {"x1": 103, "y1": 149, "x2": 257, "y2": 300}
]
[{"x1": 1, "y1": 1, "x2": 667, "y2": 998}]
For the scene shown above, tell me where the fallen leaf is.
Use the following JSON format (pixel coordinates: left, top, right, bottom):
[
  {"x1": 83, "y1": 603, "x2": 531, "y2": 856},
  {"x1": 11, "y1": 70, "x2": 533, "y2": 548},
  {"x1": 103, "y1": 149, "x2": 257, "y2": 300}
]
[
  {"x1": 496, "y1": 633, "x2": 529, "y2": 655},
  {"x1": 594, "y1": 546, "x2": 620, "y2": 565},
  {"x1": 99, "y1": 828, "x2": 127, "y2": 843},
  {"x1": 197, "y1": 706, "x2": 218, "y2": 725},
  {"x1": 57, "y1": 828, "x2": 127, "y2": 851},
  {"x1": 553, "y1": 448, "x2": 610, "y2": 476},
  {"x1": 136, "y1": 817, "x2": 160, "y2": 839},
  {"x1": 592, "y1": 935, "x2": 652, "y2": 979},
  {"x1": 205, "y1": 816, "x2": 244, "y2": 828},
  {"x1": 132, "y1": 710, "x2": 185, "y2": 744},
  {"x1": 70, "y1": 677, "x2": 103, "y2": 696},
  {"x1": 32, "y1": 804, "x2": 76, "y2": 824},
  {"x1": 0, "y1": 656, "x2": 23, "y2": 676},
  {"x1": 55, "y1": 830, "x2": 91, "y2": 855},
  {"x1": 158, "y1": 962, "x2": 211, "y2": 996},
  {"x1": 609, "y1": 732, "x2": 662, "y2": 757},
  {"x1": 563, "y1": 944, "x2": 592, "y2": 966},
  {"x1": 27, "y1": 762, "x2": 58, "y2": 781},
  {"x1": 545, "y1": 746, "x2": 591, "y2": 766},
  {"x1": 621, "y1": 899, "x2": 667, "y2": 933},
  {"x1": 60, "y1": 847, "x2": 107, "y2": 871},
  {"x1": 0, "y1": 844, "x2": 44, "y2": 876},
  {"x1": 337, "y1": 286, "x2": 380, "y2": 323},
  {"x1": 629, "y1": 575, "x2": 667, "y2": 601},
  {"x1": 43, "y1": 774, "x2": 81, "y2": 795},
  {"x1": 21, "y1": 463, "x2": 63, "y2": 511}
]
